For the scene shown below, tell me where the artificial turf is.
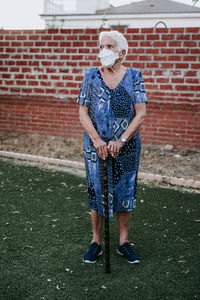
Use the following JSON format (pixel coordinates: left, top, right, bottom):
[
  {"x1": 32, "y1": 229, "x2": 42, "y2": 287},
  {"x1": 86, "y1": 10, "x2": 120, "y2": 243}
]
[{"x1": 0, "y1": 159, "x2": 199, "y2": 300}]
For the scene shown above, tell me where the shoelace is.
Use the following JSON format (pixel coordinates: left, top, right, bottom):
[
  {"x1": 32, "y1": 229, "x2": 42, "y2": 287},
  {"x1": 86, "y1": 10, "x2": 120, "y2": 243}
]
[
  {"x1": 122, "y1": 243, "x2": 134, "y2": 254},
  {"x1": 92, "y1": 245, "x2": 100, "y2": 255},
  {"x1": 87, "y1": 244, "x2": 100, "y2": 255}
]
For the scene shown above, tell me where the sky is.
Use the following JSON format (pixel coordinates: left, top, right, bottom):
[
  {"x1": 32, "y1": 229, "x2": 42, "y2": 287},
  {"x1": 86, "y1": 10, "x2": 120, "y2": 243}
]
[{"x1": 0, "y1": 0, "x2": 199, "y2": 29}]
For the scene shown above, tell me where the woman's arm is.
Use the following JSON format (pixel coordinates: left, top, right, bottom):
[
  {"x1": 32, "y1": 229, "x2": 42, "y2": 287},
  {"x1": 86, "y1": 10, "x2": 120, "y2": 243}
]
[
  {"x1": 108, "y1": 102, "x2": 147, "y2": 157},
  {"x1": 79, "y1": 105, "x2": 108, "y2": 160},
  {"x1": 122, "y1": 102, "x2": 147, "y2": 141}
]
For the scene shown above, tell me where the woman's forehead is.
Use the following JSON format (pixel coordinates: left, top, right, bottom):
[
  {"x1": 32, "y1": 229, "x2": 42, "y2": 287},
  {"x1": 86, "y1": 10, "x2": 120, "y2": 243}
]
[{"x1": 100, "y1": 36, "x2": 117, "y2": 46}]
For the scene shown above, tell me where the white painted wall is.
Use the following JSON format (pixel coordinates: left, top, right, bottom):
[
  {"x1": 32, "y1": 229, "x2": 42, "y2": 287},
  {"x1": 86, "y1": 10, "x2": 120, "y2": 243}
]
[{"x1": 43, "y1": 13, "x2": 200, "y2": 28}]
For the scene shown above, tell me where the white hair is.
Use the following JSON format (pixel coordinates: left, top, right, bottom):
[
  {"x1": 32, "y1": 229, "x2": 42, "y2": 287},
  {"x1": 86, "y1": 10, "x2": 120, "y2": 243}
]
[{"x1": 99, "y1": 30, "x2": 128, "y2": 59}]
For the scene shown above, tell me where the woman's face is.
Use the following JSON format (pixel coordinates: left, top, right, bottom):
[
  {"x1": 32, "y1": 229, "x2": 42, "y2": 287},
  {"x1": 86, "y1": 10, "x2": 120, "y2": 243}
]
[{"x1": 99, "y1": 36, "x2": 119, "y2": 53}]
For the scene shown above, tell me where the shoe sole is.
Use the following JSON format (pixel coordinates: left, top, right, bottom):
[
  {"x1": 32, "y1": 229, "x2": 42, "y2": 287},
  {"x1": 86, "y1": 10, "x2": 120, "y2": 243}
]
[
  {"x1": 83, "y1": 250, "x2": 103, "y2": 264},
  {"x1": 117, "y1": 249, "x2": 140, "y2": 264}
]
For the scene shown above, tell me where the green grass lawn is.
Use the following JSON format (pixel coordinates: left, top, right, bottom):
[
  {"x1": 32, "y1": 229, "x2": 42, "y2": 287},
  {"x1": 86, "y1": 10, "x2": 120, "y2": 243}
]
[{"x1": 0, "y1": 159, "x2": 199, "y2": 300}]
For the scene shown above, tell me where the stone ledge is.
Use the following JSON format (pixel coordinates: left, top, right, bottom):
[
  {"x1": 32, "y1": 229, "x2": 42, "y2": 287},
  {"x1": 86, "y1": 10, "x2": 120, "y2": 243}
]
[{"x1": 0, "y1": 150, "x2": 199, "y2": 190}]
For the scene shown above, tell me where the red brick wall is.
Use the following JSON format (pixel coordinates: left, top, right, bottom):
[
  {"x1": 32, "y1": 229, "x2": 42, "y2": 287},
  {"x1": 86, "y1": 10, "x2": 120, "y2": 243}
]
[{"x1": 0, "y1": 27, "x2": 199, "y2": 149}]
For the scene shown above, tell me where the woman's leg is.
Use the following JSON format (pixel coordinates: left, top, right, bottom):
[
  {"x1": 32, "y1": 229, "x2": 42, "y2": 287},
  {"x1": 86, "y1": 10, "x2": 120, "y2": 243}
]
[
  {"x1": 91, "y1": 209, "x2": 103, "y2": 245},
  {"x1": 116, "y1": 211, "x2": 132, "y2": 246}
]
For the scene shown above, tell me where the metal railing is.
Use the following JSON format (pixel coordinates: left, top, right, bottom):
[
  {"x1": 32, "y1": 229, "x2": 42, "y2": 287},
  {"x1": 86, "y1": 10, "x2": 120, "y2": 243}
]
[{"x1": 43, "y1": 0, "x2": 76, "y2": 14}]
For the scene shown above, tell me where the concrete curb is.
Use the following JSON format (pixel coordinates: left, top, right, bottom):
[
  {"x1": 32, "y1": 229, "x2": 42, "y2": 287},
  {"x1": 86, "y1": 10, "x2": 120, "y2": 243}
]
[{"x1": 0, "y1": 150, "x2": 199, "y2": 190}]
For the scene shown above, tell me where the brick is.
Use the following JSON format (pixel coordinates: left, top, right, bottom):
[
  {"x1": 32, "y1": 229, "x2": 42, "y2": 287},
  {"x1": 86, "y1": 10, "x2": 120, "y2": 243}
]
[
  {"x1": 16, "y1": 61, "x2": 27, "y2": 66},
  {"x1": 16, "y1": 80, "x2": 26, "y2": 85},
  {"x1": 47, "y1": 42, "x2": 59, "y2": 47},
  {"x1": 5, "y1": 35, "x2": 16, "y2": 40},
  {"x1": 184, "y1": 71, "x2": 197, "y2": 76},
  {"x1": 14, "y1": 74, "x2": 24, "y2": 79},
  {"x1": 167, "y1": 55, "x2": 181, "y2": 61},
  {"x1": 60, "y1": 29, "x2": 72, "y2": 34},
  {"x1": 54, "y1": 35, "x2": 65, "y2": 40},
  {"x1": 175, "y1": 63, "x2": 189, "y2": 69},
  {"x1": 186, "y1": 27, "x2": 199, "y2": 33},
  {"x1": 0, "y1": 54, "x2": 9, "y2": 58},
  {"x1": 85, "y1": 29, "x2": 97, "y2": 34},
  {"x1": 41, "y1": 48, "x2": 52, "y2": 53},
  {"x1": 183, "y1": 56, "x2": 197, "y2": 61},
  {"x1": 146, "y1": 48, "x2": 159, "y2": 54},
  {"x1": 162, "y1": 34, "x2": 175, "y2": 40},
  {"x1": 160, "y1": 85, "x2": 173, "y2": 90},
  {"x1": 171, "y1": 78, "x2": 184, "y2": 84},
  {"x1": 47, "y1": 29, "x2": 59, "y2": 34},
  {"x1": 183, "y1": 41, "x2": 197, "y2": 47},
  {"x1": 23, "y1": 42, "x2": 34, "y2": 47},
  {"x1": 191, "y1": 48, "x2": 200, "y2": 54},
  {"x1": 86, "y1": 42, "x2": 97, "y2": 47},
  {"x1": 156, "y1": 78, "x2": 170, "y2": 83},
  {"x1": 22, "y1": 88, "x2": 32, "y2": 93},
  {"x1": 35, "y1": 42, "x2": 46, "y2": 47},
  {"x1": 17, "y1": 35, "x2": 27, "y2": 40},
  {"x1": 175, "y1": 48, "x2": 189, "y2": 54},
  {"x1": 66, "y1": 35, "x2": 78, "y2": 41},
  {"x1": 54, "y1": 61, "x2": 65, "y2": 66},
  {"x1": 0, "y1": 42, "x2": 9, "y2": 47},
  {"x1": 147, "y1": 34, "x2": 160, "y2": 40},
  {"x1": 153, "y1": 41, "x2": 167, "y2": 47},
  {"x1": 41, "y1": 35, "x2": 52, "y2": 40},
  {"x1": 161, "y1": 48, "x2": 174, "y2": 54},
  {"x1": 139, "y1": 56, "x2": 152, "y2": 61},
  {"x1": 170, "y1": 28, "x2": 184, "y2": 33},
  {"x1": 29, "y1": 35, "x2": 40, "y2": 40},
  {"x1": 177, "y1": 34, "x2": 190, "y2": 40},
  {"x1": 168, "y1": 41, "x2": 182, "y2": 47},
  {"x1": 28, "y1": 61, "x2": 39, "y2": 66},
  {"x1": 41, "y1": 61, "x2": 52, "y2": 66},
  {"x1": 73, "y1": 42, "x2": 84, "y2": 47},
  {"x1": 28, "y1": 81, "x2": 38, "y2": 86},
  {"x1": 141, "y1": 28, "x2": 154, "y2": 33},
  {"x1": 78, "y1": 49, "x2": 90, "y2": 54},
  {"x1": 128, "y1": 41, "x2": 139, "y2": 47},
  {"x1": 191, "y1": 63, "x2": 200, "y2": 69},
  {"x1": 126, "y1": 55, "x2": 138, "y2": 61},
  {"x1": 41, "y1": 81, "x2": 51, "y2": 86},
  {"x1": 6, "y1": 48, "x2": 16, "y2": 53},
  {"x1": 79, "y1": 35, "x2": 90, "y2": 40},
  {"x1": 23, "y1": 54, "x2": 33, "y2": 59},
  {"x1": 161, "y1": 63, "x2": 174, "y2": 69},
  {"x1": 154, "y1": 55, "x2": 167, "y2": 61},
  {"x1": 133, "y1": 35, "x2": 145, "y2": 40},
  {"x1": 22, "y1": 68, "x2": 32, "y2": 73},
  {"x1": 140, "y1": 41, "x2": 152, "y2": 47},
  {"x1": 185, "y1": 78, "x2": 199, "y2": 84},
  {"x1": 127, "y1": 29, "x2": 139, "y2": 34}
]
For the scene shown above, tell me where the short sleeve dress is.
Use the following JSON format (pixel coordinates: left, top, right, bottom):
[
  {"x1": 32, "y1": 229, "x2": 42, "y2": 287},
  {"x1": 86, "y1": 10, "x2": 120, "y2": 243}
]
[{"x1": 77, "y1": 67, "x2": 148, "y2": 217}]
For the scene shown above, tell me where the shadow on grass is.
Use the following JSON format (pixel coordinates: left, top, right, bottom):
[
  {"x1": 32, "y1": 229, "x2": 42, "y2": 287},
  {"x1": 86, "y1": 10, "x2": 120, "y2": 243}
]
[{"x1": 0, "y1": 160, "x2": 199, "y2": 300}]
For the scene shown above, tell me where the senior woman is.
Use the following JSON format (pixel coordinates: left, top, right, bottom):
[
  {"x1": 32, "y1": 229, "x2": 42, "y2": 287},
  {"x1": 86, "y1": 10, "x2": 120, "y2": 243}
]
[{"x1": 77, "y1": 30, "x2": 148, "y2": 264}]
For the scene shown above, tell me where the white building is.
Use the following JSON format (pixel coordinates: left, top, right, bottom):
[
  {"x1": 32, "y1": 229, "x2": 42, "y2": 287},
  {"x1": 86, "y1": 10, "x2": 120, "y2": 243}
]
[{"x1": 41, "y1": 0, "x2": 200, "y2": 28}]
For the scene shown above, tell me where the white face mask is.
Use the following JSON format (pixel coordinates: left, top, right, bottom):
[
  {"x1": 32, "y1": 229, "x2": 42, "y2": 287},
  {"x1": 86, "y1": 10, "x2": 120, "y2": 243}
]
[{"x1": 98, "y1": 48, "x2": 119, "y2": 68}]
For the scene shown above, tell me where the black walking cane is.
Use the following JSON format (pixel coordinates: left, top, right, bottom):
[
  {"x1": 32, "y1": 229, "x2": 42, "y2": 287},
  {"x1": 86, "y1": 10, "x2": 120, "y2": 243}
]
[{"x1": 103, "y1": 158, "x2": 111, "y2": 274}]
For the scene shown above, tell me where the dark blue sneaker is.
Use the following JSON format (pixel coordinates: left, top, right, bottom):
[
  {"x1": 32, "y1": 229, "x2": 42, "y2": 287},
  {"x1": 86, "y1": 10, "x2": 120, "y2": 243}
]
[
  {"x1": 117, "y1": 242, "x2": 140, "y2": 264},
  {"x1": 83, "y1": 242, "x2": 103, "y2": 263}
]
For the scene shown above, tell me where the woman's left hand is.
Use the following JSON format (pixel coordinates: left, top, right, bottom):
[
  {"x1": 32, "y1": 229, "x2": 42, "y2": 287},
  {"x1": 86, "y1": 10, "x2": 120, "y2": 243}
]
[{"x1": 107, "y1": 139, "x2": 124, "y2": 158}]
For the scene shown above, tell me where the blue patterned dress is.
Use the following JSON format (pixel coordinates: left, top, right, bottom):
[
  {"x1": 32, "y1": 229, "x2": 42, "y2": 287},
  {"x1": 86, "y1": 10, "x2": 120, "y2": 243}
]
[{"x1": 77, "y1": 67, "x2": 148, "y2": 217}]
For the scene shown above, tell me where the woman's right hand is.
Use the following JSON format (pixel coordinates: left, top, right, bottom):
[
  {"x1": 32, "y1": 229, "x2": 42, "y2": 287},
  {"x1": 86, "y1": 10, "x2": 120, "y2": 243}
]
[{"x1": 93, "y1": 138, "x2": 108, "y2": 160}]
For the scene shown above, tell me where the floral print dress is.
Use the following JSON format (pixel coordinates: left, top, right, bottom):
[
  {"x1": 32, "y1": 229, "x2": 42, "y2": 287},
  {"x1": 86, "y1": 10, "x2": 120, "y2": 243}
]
[{"x1": 77, "y1": 67, "x2": 148, "y2": 217}]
